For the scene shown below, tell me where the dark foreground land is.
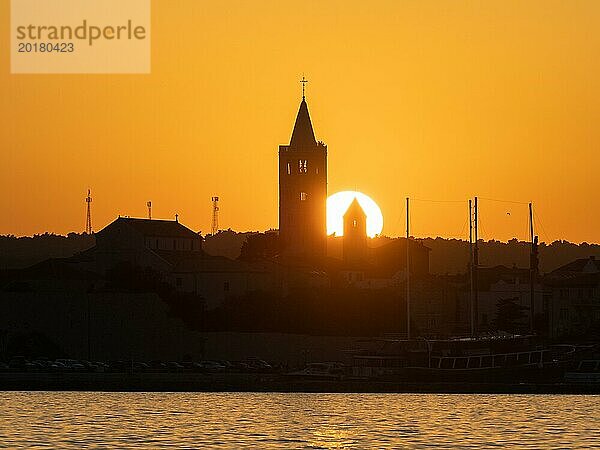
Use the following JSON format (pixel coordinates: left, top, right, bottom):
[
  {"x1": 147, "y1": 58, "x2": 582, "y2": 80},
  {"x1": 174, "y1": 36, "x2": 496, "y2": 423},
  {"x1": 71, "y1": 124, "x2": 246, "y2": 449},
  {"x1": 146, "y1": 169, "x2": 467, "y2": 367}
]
[{"x1": 1, "y1": 372, "x2": 599, "y2": 394}]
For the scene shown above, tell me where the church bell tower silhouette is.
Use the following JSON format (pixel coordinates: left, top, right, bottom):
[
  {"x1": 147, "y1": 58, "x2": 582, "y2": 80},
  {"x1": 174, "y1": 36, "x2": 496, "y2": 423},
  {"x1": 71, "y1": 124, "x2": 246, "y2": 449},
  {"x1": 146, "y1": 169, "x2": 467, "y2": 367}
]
[{"x1": 278, "y1": 78, "x2": 327, "y2": 259}]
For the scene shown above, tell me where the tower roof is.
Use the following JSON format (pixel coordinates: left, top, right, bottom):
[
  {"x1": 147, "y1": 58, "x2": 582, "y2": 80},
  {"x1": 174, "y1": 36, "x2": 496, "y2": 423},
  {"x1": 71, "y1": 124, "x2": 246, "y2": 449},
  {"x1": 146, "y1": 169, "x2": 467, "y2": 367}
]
[
  {"x1": 344, "y1": 198, "x2": 367, "y2": 219},
  {"x1": 289, "y1": 98, "x2": 317, "y2": 149}
]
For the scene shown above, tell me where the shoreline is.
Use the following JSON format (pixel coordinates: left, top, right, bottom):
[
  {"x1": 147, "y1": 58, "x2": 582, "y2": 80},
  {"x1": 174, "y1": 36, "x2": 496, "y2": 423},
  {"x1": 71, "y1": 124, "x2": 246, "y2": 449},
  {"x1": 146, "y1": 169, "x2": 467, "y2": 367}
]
[{"x1": 1, "y1": 372, "x2": 599, "y2": 394}]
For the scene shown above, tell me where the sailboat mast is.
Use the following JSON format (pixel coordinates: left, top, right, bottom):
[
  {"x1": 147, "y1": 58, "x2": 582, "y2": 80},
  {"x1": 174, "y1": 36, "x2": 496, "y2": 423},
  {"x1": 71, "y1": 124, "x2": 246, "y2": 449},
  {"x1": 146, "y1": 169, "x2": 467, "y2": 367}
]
[
  {"x1": 473, "y1": 196, "x2": 479, "y2": 336},
  {"x1": 469, "y1": 199, "x2": 474, "y2": 337},
  {"x1": 406, "y1": 197, "x2": 411, "y2": 340},
  {"x1": 529, "y1": 202, "x2": 536, "y2": 334}
]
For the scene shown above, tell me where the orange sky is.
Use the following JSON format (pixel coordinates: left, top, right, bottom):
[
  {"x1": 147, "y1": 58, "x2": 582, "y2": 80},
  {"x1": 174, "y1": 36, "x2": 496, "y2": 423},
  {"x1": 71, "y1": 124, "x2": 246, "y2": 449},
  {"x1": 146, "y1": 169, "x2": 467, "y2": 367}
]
[{"x1": 1, "y1": 0, "x2": 599, "y2": 243}]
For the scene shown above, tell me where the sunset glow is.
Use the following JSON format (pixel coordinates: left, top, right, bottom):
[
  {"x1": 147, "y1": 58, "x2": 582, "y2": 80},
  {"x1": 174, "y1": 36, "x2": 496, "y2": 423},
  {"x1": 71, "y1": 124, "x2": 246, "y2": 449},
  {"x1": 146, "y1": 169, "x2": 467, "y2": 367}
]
[{"x1": 2, "y1": 1, "x2": 600, "y2": 243}]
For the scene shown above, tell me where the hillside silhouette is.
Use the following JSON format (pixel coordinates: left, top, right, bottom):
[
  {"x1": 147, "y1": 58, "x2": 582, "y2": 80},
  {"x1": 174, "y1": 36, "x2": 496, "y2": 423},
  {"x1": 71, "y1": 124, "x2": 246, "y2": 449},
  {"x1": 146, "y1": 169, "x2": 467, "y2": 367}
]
[
  {"x1": 1, "y1": 230, "x2": 598, "y2": 275},
  {"x1": 0, "y1": 233, "x2": 95, "y2": 270}
]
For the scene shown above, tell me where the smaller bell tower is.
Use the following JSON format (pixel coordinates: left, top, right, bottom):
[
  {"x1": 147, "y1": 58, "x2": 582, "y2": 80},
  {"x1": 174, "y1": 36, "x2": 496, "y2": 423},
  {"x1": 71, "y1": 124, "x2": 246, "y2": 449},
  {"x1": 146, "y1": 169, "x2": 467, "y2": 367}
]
[{"x1": 343, "y1": 198, "x2": 368, "y2": 263}]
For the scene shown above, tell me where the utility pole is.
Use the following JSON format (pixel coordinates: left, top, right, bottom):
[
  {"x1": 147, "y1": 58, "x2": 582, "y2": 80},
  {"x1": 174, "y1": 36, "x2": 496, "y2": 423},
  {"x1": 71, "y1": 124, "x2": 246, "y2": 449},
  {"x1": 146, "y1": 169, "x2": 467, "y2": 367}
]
[
  {"x1": 469, "y1": 199, "x2": 474, "y2": 337},
  {"x1": 473, "y1": 196, "x2": 479, "y2": 336},
  {"x1": 85, "y1": 189, "x2": 93, "y2": 234},
  {"x1": 406, "y1": 197, "x2": 411, "y2": 340},
  {"x1": 211, "y1": 196, "x2": 220, "y2": 235}
]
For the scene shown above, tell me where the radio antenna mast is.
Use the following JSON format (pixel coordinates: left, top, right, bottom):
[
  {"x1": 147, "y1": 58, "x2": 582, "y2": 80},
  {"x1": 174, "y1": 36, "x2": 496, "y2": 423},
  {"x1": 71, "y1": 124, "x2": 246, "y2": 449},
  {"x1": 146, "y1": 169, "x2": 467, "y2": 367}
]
[
  {"x1": 211, "y1": 196, "x2": 220, "y2": 235},
  {"x1": 85, "y1": 189, "x2": 93, "y2": 234}
]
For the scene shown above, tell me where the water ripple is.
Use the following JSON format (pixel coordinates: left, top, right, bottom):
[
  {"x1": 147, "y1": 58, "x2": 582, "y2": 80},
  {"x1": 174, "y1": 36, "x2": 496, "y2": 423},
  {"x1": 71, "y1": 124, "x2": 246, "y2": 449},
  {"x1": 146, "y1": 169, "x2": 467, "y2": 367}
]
[{"x1": 0, "y1": 392, "x2": 599, "y2": 448}]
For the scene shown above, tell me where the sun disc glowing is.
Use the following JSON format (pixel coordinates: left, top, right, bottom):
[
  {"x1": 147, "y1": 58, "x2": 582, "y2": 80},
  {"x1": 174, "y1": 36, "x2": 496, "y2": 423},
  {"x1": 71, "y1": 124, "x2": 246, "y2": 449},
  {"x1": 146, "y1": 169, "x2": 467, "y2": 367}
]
[{"x1": 327, "y1": 191, "x2": 383, "y2": 237}]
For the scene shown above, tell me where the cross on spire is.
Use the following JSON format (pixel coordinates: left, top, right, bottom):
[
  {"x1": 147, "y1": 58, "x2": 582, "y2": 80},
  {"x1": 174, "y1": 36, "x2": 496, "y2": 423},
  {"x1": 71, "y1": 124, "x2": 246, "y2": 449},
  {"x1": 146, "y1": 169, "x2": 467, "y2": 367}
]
[{"x1": 300, "y1": 75, "x2": 308, "y2": 100}]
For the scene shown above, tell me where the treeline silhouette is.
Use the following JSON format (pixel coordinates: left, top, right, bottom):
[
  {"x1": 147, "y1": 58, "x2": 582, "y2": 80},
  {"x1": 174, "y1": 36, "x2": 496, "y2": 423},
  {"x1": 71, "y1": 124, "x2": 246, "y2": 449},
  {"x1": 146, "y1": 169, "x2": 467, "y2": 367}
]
[
  {"x1": 206, "y1": 232, "x2": 600, "y2": 274},
  {"x1": 0, "y1": 233, "x2": 94, "y2": 270},
  {"x1": 420, "y1": 237, "x2": 600, "y2": 274},
  {"x1": 1, "y1": 231, "x2": 599, "y2": 275}
]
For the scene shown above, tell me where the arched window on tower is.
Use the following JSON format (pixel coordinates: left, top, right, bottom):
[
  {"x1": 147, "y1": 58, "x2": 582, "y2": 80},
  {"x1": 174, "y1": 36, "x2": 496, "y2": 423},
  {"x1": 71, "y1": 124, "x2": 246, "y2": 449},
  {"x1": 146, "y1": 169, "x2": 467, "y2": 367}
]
[
  {"x1": 300, "y1": 192, "x2": 308, "y2": 201},
  {"x1": 298, "y1": 160, "x2": 308, "y2": 173}
]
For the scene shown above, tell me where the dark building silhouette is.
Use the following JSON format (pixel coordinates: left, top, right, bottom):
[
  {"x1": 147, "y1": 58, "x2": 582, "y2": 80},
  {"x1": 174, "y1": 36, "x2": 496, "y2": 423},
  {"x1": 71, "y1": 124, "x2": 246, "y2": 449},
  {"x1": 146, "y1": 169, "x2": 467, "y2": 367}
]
[
  {"x1": 371, "y1": 239, "x2": 430, "y2": 278},
  {"x1": 278, "y1": 95, "x2": 327, "y2": 260},
  {"x1": 543, "y1": 255, "x2": 600, "y2": 338},
  {"x1": 343, "y1": 198, "x2": 368, "y2": 264},
  {"x1": 71, "y1": 217, "x2": 277, "y2": 309},
  {"x1": 93, "y1": 217, "x2": 203, "y2": 274},
  {"x1": 464, "y1": 265, "x2": 545, "y2": 333}
]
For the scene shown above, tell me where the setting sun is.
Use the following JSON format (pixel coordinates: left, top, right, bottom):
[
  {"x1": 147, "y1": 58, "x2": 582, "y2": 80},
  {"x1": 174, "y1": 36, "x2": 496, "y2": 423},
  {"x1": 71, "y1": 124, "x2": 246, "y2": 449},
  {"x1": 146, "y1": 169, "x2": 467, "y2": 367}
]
[{"x1": 327, "y1": 191, "x2": 383, "y2": 237}]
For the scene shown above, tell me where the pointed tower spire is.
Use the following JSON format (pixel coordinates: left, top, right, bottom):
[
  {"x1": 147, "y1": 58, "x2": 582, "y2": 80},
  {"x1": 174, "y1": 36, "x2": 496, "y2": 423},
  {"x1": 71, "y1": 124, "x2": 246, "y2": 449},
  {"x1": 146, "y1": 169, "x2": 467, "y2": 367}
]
[
  {"x1": 289, "y1": 98, "x2": 317, "y2": 149},
  {"x1": 344, "y1": 198, "x2": 367, "y2": 220}
]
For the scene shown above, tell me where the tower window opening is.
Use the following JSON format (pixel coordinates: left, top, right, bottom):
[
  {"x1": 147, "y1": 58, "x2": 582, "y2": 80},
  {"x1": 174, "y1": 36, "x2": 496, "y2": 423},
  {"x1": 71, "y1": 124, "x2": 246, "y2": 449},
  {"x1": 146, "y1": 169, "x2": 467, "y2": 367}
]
[
  {"x1": 353, "y1": 219, "x2": 358, "y2": 228},
  {"x1": 298, "y1": 159, "x2": 308, "y2": 173},
  {"x1": 300, "y1": 192, "x2": 308, "y2": 201},
  {"x1": 286, "y1": 161, "x2": 291, "y2": 175}
]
